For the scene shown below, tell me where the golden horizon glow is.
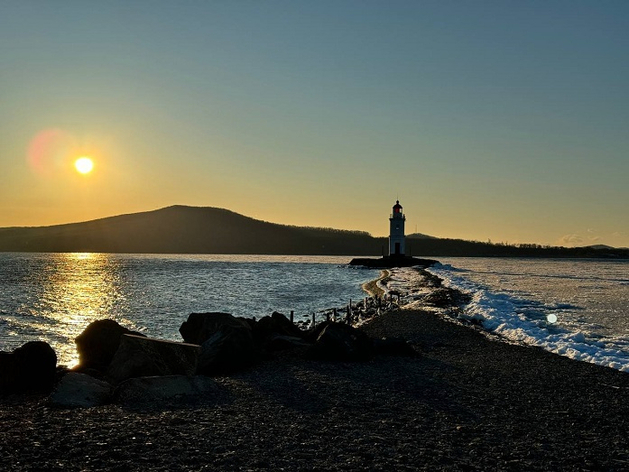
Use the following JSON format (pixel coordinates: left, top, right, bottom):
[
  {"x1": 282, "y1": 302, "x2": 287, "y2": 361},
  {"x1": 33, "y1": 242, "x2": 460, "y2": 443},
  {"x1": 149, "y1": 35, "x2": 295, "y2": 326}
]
[{"x1": 74, "y1": 157, "x2": 94, "y2": 175}]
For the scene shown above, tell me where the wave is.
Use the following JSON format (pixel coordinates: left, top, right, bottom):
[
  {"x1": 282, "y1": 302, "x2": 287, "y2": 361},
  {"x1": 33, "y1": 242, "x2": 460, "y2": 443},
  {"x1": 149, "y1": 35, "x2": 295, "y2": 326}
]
[{"x1": 426, "y1": 265, "x2": 629, "y2": 373}]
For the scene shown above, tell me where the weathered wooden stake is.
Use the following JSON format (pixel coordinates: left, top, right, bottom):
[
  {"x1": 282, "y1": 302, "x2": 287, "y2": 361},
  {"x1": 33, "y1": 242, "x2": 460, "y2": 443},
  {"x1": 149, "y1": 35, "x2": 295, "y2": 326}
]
[{"x1": 290, "y1": 310, "x2": 294, "y2": 323}]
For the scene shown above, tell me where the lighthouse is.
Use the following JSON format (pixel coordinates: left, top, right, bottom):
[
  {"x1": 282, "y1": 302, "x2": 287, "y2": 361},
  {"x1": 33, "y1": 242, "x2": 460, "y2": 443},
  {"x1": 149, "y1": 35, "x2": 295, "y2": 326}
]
[{"x1": 389, "y1": 200, "x2": 406, "y2": 257}]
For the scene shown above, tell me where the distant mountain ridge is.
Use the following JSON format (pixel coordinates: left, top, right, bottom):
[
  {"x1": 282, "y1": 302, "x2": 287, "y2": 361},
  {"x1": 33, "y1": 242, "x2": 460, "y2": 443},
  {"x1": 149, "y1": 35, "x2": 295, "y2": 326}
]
[
  {"x1": 0, "y1": 205, "x2": 627, "y2": 258},
  {"x1": 0, "y1": 206, "x2": 383, "y2": 255}
]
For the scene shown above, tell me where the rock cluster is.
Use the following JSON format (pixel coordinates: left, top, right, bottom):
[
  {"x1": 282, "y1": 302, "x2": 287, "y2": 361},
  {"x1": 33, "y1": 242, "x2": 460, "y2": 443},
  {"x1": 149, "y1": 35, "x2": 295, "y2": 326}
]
[
  {"x1": 2, "y1": 310, "x2": 417, "y2": 408},
  {"x1": 4, "y1": 308, "x2": 629, "y2": 471}
]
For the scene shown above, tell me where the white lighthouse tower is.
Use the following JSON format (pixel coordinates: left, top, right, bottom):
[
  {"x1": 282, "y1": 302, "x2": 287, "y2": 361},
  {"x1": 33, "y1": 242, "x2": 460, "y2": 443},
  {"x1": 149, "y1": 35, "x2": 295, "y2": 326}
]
[{"x1": 389, "y1": 200, "x2": 406, "y2": 257}]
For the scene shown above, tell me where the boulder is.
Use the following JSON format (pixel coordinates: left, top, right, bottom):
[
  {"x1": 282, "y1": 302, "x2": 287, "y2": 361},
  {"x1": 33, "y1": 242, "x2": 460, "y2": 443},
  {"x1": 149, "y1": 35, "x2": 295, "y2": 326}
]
[
  {"x1": 251, "y1": 312, "x2": 309, "y2": 354},
  {"x1": 0, "y1": 341, "x2": 57, "y2": 394},
  {"x1": 179, "y1": 312, "x2": 257, "y2": 375},
  {"x1": 49, "y1": 372, "x2": 112, "y2": 408},
  {"x1": 253, "y1": 312, "x2": 305, "y2": 341},
  {"x1": 106, "y1": 335, "x2": 200, "y2": 384},
  {"x1": 192, "y1": 320, "x2": 256, "y2": 376},
  {"x1": 179, "y1": 312, "x2": 251, "y2": 345},
  {"x1": 305, "y1": 323, "x2": 373, "y2": 362},
  {"x1": 0, "y1": 352, "x2": 17, "y2": 393},
  {"x1": 114, "y1": 375, "x2": 221, "y2": 406},
  {"x1": 304, "y1": 320, "x2": 333, "y2": 343},
  {"x1": 75, "y1": 319, "x2": 145, "y2": 371},
  {"x1": 422, "y1": 287, "x2": 471, "y2": 308},
  {"x1": 265, "y1": 334, "x2": 312, "y2": 353}
]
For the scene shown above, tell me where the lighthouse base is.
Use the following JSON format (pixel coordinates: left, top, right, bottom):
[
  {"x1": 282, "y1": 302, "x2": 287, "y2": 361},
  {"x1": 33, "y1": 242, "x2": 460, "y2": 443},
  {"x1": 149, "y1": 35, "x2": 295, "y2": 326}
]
[{"x1": 348, "y1": 255, "x2": 438, "y2": 268}]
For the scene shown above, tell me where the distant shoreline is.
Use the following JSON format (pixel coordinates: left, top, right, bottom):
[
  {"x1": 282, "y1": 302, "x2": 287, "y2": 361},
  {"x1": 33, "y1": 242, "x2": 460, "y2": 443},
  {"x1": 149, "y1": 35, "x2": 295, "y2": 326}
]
[
  {"x1": 1, "y1": 206, "x2": 627, "y2": 258},
  {"x1": 1, "y1": 250, "x2": 627, "y2": 261}
]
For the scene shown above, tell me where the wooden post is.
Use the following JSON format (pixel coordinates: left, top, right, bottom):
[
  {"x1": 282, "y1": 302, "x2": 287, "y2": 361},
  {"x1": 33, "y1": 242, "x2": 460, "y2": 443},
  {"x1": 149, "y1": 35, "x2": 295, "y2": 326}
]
[
  {"x1": 346, "y1": 305, "x2": 350, "y2": 324},
  {"x1": 312, "y1": 312, "x2": 316, "y2": 326},
  {"x1": 290, "y1": 310, "x2": 294, "y2": 323},
  {"x1": 333, "y1": 308, "x2": 337, "y2": 322}
]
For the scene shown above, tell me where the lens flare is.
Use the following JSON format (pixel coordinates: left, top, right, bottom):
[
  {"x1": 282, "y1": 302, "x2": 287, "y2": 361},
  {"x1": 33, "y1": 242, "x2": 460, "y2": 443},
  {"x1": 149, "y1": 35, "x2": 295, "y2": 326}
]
[{"x1": 27, "y1": 129, "x2": 76, "y2": 175}]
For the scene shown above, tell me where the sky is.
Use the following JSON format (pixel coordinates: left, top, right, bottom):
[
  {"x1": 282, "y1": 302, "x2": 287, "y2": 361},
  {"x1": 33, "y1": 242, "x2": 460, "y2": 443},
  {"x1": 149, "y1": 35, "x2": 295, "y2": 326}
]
[{"x1": 1, "y1": 1, "x2": 628, "y2": 247}]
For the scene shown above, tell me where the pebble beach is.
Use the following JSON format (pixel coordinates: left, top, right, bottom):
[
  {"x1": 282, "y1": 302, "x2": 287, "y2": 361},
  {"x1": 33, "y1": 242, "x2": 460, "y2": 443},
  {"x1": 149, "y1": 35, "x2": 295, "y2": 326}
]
[{"x1": 2, "y1": 302, "x2": 628, "y2": 471}]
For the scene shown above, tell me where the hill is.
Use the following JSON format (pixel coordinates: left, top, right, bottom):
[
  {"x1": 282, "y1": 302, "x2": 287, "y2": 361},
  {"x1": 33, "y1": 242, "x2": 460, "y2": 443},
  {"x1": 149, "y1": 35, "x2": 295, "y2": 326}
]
[
  {"x1": 0, "y1": 206, "x2": 382, "y2": 255},
  {"x1": 0, "y1": 205, "x2": 627, "y2": 258}
]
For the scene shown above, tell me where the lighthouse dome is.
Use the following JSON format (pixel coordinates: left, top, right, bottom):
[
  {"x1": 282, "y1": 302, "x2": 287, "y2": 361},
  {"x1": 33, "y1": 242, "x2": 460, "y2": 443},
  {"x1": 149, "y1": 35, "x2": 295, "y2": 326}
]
[{"x1": 392, "y1": 200, "x2": 403, "y2": 214}]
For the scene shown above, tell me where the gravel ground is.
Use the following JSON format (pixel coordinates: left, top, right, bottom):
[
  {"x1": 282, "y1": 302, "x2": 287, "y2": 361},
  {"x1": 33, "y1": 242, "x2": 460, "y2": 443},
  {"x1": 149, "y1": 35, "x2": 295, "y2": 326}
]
[{"x1": 2, "y1": 306, "x2": 628, "y2": 471}]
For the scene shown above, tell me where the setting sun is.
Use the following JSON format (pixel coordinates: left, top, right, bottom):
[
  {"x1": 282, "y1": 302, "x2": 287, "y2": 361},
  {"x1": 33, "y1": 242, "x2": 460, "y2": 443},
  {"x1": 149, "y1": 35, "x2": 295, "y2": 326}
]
[{"x1": 74, "y1": 157, "x2": 94, "y2": 174}]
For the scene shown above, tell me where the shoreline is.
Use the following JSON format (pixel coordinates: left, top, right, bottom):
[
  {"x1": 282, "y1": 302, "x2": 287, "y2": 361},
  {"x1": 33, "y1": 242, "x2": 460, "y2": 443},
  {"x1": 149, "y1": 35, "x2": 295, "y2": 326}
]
[
  {"x1": 371, "y1": 263, "x2": 629, "y2": 374},
  {"x1": 361, "y1": 269, "x2": 389, "y2": 298},
  {"x1": 2, "y1": 307, "x2": 627, "y2": 470},
  {"x1": 2, "y1": 266, "x2": 628, "y2": 470}
]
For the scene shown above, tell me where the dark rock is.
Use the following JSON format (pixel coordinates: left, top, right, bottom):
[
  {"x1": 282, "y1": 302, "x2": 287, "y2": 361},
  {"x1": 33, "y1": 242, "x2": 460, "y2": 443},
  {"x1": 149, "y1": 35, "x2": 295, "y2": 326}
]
[
  {"x1": 106, "y1": 335, "x2": 200, "y2": 384},
  {"x1": 49, "y1": 372, "x2": 112, "y2": 408},
  {"x1": 266, "y1": 334, "x2": 312, "y2": 352},
  {"x1": 75, "y1": 319, "x2": 145, "y2": 371},
  {"x1": 349, "y1": 256, "x2": 439, "y2": 268},
  {"x1": 239, "y1": 317, "x2": 257, "y2": 331},
  {"x1": 114, "y1": 375, "x2": 221, "y2": 406},
  {"x1": 14, "y1": 341, "x2": 57, "y2": 391},
  {"x1": 251, "y1": 311, "x2": 308, "y2": 354},
  {"x1": 305, "y1": 322, "x2": 373, "y2": 362},
  {"x1": 422, "y1": 271, "x2": 443, "y2": 288},
  {"x1": 305, "y1": 320, "x2": 333, "y2": 343},
  {"x1": 0, "y1": 351, "x2": 18, "y2": 393},
  {"x1": 373, "y1": 337, "x2": 419, "y2": 357},
  {"x1": 179, "y1": 312, "x2": 251, "y2": 345},
  {"x1": 422, "y1": 287, "x2": 470, "y2": 308},
  {"x1": 190, "y1": 315, "x2": 256, "y2": 375},
  {"x1": 0, "y1": 341, "x2": 57, "y2": 394},
  {"x1": 254, "y1": 312, "x2": 305, "y2": 341}
]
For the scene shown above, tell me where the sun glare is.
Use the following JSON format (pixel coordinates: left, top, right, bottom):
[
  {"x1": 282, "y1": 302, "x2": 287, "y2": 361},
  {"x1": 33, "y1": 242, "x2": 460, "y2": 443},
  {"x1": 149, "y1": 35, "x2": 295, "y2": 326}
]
[{"x1": 74, "y1": 157, "x2": 94, "y2": 174}]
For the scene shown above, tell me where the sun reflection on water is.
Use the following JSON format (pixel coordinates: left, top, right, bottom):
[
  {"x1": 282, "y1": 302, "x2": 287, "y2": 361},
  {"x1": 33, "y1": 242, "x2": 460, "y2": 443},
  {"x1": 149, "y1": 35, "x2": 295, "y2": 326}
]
[
  {"x1": 1, "y1": 253, "x2": 379, "y2": 369},
  {"x1": 33, "y1": 253, "x2": 132, "y2": 367}
]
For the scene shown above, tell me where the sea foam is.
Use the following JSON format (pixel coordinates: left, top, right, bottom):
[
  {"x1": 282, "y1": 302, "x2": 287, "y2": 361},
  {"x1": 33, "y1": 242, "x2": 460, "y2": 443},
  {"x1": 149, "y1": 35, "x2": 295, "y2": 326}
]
[
  {"x1": 391, "y1": 263, "x2": 629, "y2": 373},
  {"x1": 427, "y1": 263, "x2": 629, "y2": 373}
]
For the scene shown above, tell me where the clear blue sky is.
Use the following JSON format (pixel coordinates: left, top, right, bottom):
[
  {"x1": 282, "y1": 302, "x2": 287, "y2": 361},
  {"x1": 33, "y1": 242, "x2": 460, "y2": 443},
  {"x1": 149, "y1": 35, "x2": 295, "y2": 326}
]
[{"x1": 1, "y1": 1, "x2": 628, "y2": 247}]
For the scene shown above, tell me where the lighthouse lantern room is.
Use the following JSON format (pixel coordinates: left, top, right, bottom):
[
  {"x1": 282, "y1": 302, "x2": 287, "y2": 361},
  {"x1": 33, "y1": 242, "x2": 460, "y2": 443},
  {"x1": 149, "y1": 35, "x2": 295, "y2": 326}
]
[{"x1": 389, "y1": 200, "x2": 406, "y2": 257}]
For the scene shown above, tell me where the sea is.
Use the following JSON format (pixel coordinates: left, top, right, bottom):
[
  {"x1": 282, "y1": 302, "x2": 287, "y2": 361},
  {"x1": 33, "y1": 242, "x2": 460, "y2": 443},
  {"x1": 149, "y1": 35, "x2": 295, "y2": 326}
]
[
  {"x1": 1, "y1": 253, "x2": 628, "y2": 373},
  {"x1": 417, "y1": 258, "x2": 628, "y2": 372},
  {"x1": 0, "y1": 253, "x2": 379, "y2": 367}
]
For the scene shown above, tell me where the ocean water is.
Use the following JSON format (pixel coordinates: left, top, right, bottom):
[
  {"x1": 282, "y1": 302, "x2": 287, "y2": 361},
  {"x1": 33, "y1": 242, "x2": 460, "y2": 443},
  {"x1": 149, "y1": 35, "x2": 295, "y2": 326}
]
[
  {"x1": 395, "y1": 257, "x2": 628, "y2": 372},
  {"x1": 0, "y1": 253, "x2": 378, "y2": 366},
  {"x1": 4, "y1": 253, "x2": 627, "y2": 373}
]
